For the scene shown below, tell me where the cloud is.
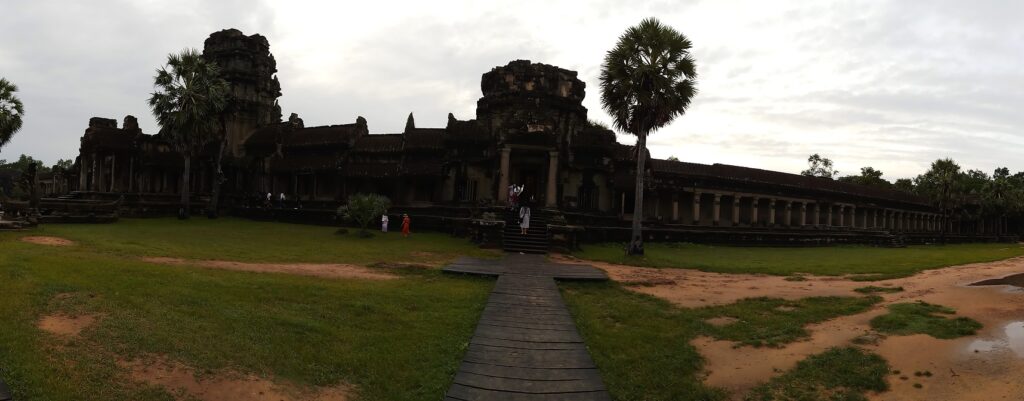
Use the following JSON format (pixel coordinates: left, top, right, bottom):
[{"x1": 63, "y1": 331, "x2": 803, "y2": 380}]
[{"x1": 1, "y1": 0, "x2": 1022, "y2": 181}]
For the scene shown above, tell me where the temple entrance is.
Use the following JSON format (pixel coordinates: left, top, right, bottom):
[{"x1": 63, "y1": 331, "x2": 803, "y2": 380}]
[
  {"x1": 514, "y1": 167, "x2": 541, "y2": 204},
  {"x1": 509, "y1": 150, "x2": 548, "y2": 206}
]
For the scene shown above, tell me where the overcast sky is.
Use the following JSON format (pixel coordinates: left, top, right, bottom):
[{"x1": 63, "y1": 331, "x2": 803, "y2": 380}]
[{"x1": 2, "y1": 0, "x2": 1023, "y2": 179}]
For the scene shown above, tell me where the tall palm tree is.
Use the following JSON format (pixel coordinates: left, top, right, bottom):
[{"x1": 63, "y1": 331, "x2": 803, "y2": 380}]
[
  {"x1": 600, "y1": 18, "x2": 698, "y2": 255},
  {"x1": 0, "y1": 77, "x2": 25, "y2": 151},
  {"x1": 148, "y1": 49, "x2": 229, "y2": 219}
]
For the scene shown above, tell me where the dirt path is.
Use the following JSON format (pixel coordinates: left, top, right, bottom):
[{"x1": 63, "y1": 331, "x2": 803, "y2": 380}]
[
  {"x1": 122, "y1": 355, "x2": 351, "y2": 401},
  {"x1": 557, "y1": 255, "x2": 1024, "y2": 400},
  {"x1": 141, "y1": 257, "x2": 399, "y2": 280},
  {"x1": 21, "y1": 236, "x2": 75, "y2": 246}
]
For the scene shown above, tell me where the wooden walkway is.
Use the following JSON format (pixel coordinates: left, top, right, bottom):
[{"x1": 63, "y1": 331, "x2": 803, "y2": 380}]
[{"x1": 443, "y1": 255, "x2": 611, "y2": 401}]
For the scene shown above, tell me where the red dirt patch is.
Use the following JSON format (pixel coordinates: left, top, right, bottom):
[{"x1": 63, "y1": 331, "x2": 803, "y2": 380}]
[
  {"x1": 140, "y1": 257, "x2": 398, "y2": 280},
  {"x1": 122, "y1": 356, "x2": 351, "y2": 401},
  {"x1": 557, "y1": 255, "x2": 1024, "y2": 400},
  {"x1": 21, "y1": 236, "x2": 75, "y2": 246},
  {"x1": 38, "y1": 313, "x2": 98, "y2": 337}
]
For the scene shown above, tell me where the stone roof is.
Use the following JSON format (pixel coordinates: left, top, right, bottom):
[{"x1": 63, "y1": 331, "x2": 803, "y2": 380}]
[
  {"x1": 352, "y1": 134, "x2": 404, "y2": 153},
  {"x1": 284, "y1": 124, "x2": 362, "y2": 148},
  {"x1": 404, "y1": 129, "x2": 446, "y2": 150},
  {"x1": 649, "y1": 159, "x2": 929, "y2": 206}
]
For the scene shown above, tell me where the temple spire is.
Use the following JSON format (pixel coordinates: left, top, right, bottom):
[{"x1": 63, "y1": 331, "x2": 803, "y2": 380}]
[{"x1": 404, "y1": 112, "x2": 415, "y2": 133}]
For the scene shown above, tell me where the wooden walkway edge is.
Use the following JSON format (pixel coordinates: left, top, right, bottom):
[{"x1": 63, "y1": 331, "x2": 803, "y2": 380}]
[{"x1": 443, "y1": 255, "x2": 611, "y2": 401}]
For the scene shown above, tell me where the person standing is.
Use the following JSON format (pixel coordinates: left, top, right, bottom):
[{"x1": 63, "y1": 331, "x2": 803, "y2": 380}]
[
  {"x1": 519, "y1": 204, "x2": 531, "y2": 235},
  {"x1": 381, "y1": 213, "x2": 389, "y2": 233},
  {"x1": 278, "y1": 192, "x2": 286, "y2": 209},
  {"x1": 401, "y1": 214, "x2": 411, "y2": 237}
]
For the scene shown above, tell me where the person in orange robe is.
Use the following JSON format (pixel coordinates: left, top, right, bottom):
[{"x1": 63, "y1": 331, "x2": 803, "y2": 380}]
[{"x1": 401, "y1": 214, "x2": 411, "y2": 237}]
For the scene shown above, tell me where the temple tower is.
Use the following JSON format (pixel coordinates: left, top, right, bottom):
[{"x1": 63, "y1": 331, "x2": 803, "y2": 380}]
[
  {"x1": 477, "y1": 60, "x2": 587, "y2": 206},
  {"x1": 203, "y1": 28, "x2": 282, "y2": 157}
]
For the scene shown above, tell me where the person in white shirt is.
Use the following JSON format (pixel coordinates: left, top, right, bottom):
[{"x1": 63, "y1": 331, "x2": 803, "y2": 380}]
[{"x1": 381, "y1": 214, "x2": 389, "y2": 233}]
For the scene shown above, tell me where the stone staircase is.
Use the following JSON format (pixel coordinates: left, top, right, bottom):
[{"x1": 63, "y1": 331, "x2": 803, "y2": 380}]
[
  {"x1": 502, "y1": 208, "x2": 551, "y2": 254},
  {"x1": 886, "y1": 233, "x2": 907, "y2": 248}
]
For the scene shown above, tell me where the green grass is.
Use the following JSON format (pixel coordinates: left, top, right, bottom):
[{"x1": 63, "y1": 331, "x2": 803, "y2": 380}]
[
  {"x1": 560, "y1": 282, "x2": 883, "y2": 400},
  {"x1": 31, "y1": 217, "x2": 499, "y2": 265},
  {"x1": 745, "y1": 347, "x2": 890, "y2": 401},
  {"x1": 698, "y1": 296, "x2": 881, "y2": 347},
  {"x1": 870, "y1": 301, "x2": 983, "y2": 339},
  {"x1": 576, "y1": 242, "x2": 1024, "y2": 280},
  {"x1": 854, "y1": 286, "x2": 904, "y2": 294},
  {"x1": 0, "y1": 219, "x2": 495, "y2": 401}
]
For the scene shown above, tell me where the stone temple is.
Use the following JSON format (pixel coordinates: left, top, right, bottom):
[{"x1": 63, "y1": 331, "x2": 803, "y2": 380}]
[{"x1": 57, "y1": 29, "x2": 1011, "y2": 251}]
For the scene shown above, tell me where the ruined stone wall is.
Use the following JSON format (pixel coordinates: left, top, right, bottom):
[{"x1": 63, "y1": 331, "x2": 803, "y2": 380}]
[{"x1": 203, "y1": 28, "x2": 282, "y2": 157}]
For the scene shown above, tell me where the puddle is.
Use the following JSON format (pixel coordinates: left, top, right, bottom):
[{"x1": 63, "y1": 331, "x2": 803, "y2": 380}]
[
  {"x1": 970, "y1": 273, "x2": 1024, "y2": 288},
  {"x1": 966, "y1": 321, "x2": 1024, "y2": 358},
  {"x1": 1008, "y1": 321, "x2": 1024, "y2": 357}
]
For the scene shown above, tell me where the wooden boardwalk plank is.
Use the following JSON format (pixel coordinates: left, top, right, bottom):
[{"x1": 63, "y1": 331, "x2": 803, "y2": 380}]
[{"x1": 445, "y1": 255, "x2": 609, "y2": 400}]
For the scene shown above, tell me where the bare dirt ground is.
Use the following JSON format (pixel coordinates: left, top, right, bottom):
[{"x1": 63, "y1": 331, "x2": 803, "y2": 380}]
[
  {"x1": 140, "y1": 257, "x2": 399, "y2": 280},
  {"x1": 121, "y1": 355, "x2": 351, "y2": 401},
  {"x1": 556, "y1": 255, "x2": 1024, "y2": 401},
  {"x1": 37, "y1": 313, "x2": 99, "y2": 337},
  {"x1": 21, "y1": 236, "x2": 75, "y2": 246}
]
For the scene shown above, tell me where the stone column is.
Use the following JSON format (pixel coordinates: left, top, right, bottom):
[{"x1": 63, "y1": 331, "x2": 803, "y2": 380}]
[
  {"x1": 672, "y1": 199, "x2": 679, "y2": 221},
  {"x1": 733, "y1": 197, "x2": 741, "y2": 225},
  {"x1": 800, "y1": 203, "x2": 807, "y2": 226},
  {"x1": 693, "y1": 192, "x2": 702, "y2": 224},
  {"x1": 784, "y1": 201, "x2": 792, "y2": 226},
  {"x1": 128, "y1": 156, "x2": 135, "y2": 192},
  {"x1": 768, "y1": 199, "x2": 777, "y2": 226},
  {"x1": 851, "y1": 206, "x2": 858, "y2": 228},
  {"x1": 713, "y1": 194, "x2": 722, "y2": 226},
  {"x1": 497, "y1": 147, "x2": 510, "y2": 202},
  {"x1": 873, "y1": 209, "x2": 878, "y2": 228},
  {"x1": 751, "y1": 197, "x2": 760, "y2": 226},
  {"x1": 91, "y1": 153, "x2": 99, "y2": 191},
  {"x1": 813, "y1": 203, "x2": 820, "y2": 225},
  {"x1": 838, "y1": 205, "x2": 845, "y2": 227},
  {"x1": 110, "y1": 154, "x2": 117, "y2": 192},
  {"x1": 79, "y1": 158, "x2": 88, "y2": 190},
  {"x1": 545, "y1": 151, "x2": 559, "y2": 208},
  {"x1": 826, "y1": 204, "x2": 833, "y2": 226},
  {"x1": 620, "y1": 192, "x2": 626, "y2": 215}
]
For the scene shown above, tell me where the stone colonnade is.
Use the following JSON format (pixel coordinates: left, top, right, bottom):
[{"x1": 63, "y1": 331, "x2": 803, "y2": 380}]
[{"x1": 664, "y1": 189, "x2": 942, "y2": 232}]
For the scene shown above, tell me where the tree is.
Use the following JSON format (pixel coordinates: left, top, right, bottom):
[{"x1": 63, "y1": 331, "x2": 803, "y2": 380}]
[
  {"x1": 800, "y1": 154, "x2": 838, "y2": 178},
  {"x1": 0, "y1": 77, "x2": 25, "y2": 151},
  {"x1": 342, "y1": 193, "x2": 391, "y2": 236},
  {"x1": 837, "y1": 166, "x2": 890, "y2": 187},
  {"x1": 148, "y1": 49, "x2": 229, "y2": 219},
  {"x1": 914, "y1": 158, "x2": 962, "y2": 240},
  {"x1": 893, "y1": 178, "x2": 914, "y2": 192},
  {"x1": 600, "y1": 17, "x2": 698, "y2": 256}
]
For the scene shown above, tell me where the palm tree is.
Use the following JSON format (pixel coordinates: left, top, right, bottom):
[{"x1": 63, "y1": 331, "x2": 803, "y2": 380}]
[
  {"x1": 148, "y1": 49, "x2": 229, "y2": 219},
  {"x1": 600, "y1": 18, "x2": 698, "y2": 255},
  {"x1": 0, "y1": 78, "x2": 25, "y2": 151}
]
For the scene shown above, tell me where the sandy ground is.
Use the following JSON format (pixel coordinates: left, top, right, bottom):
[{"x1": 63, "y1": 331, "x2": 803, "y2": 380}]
[
  {"x1": 121, "y1": 356, "x2": 350, "y2": 401},
  {"x1": 141, "y1": 257, "x2": 398, "y2": 280},
  {"x1": 37, "y1": 313, "x2": 98, "y2": 337},
  {"x1": 21, "y1": 236, "x2": 75, "y2": 246},
  {"x1": 556, "y1": 255, "x2": 1024, "y2": 400}
]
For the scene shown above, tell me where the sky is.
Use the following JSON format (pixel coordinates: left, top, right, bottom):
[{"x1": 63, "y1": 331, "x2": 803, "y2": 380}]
[{"x1": 2, "y1": 0, "x2": 1023, "y2": 180}]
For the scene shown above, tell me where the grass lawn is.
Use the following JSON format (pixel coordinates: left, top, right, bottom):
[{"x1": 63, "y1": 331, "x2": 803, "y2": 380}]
[
  {"x1": 0, "y1": 218, "x2": 495, "y2": 401},
  {"x1": 870, "y1": 301, "x2": 982, "y2": 339},
  {"x1": 30, "y1": 217, "x2": 498, "y2": 265},
  {"x1": 560, "y1": 282, "x2": 885, "y2": 400},
  {"x1": 576, "y1": 242, "x2": 1024, "y2": 280}
]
